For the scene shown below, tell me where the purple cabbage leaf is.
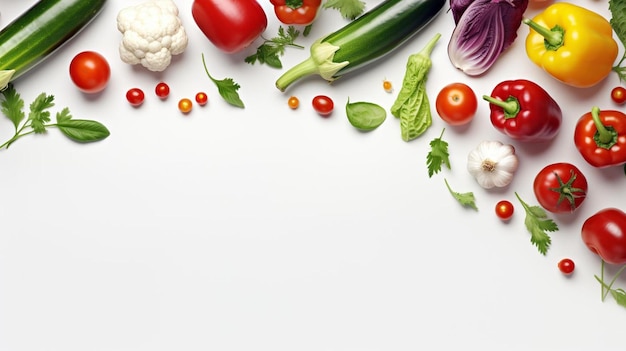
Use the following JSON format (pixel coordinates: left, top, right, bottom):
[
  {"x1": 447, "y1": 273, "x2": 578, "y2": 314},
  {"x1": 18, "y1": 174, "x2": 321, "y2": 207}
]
[
  {"x1": 447, "y1": 0, "x2": 528, "y2": 76},
  {"x1": 449, "y1": 0, "x2": 476, "y2": 24}
]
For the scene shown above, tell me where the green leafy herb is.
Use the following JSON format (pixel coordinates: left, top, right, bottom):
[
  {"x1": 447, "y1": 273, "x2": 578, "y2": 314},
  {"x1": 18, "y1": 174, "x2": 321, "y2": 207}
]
[
  {"x1": 514, "y1": 192, "x2": 558, "y2": 255},
  {"x1": 390, "y1": 33, "x2": 440, "y2": 142},
  {"x1": 202, "y1": 53, "x2": 245, "y2": 108},
  {"x1": 595, "y1": 260, "x2": 626, "y2": 308},
  {"x1": 323, "y1": 0, "x2": 366, "y2": 20},
  {"x1": 245, "y1": 26, "x2": 304, "y2": 69},
  {"x1": 0, "y1": 83, "x2": 109, "y2": 149},
  {"x1": 444, "y1": 178, "x2": 478, "y2": 210},
  {"x1": 426, "y1": 128, "x2": 450, "y2": 177},
  {"x1": 609, "y1": 0, "x2": 626, "y2": 81},
  {"x1": 345, "y1": 98, "x2": 386, "y2": 131}
]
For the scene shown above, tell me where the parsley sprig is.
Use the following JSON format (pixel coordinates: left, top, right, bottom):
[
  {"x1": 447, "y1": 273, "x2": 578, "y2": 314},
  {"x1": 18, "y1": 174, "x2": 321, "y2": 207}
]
[
  {"x1": 245, "y1": 26, "x2": 304, "y2": 69},
  {"x1": 323, "y1": 0, "x2": 366, "y2": 20},
  {"x1": 609, "y1": 0, "x2": 626, "y2": 81},
  {"x1": 514, "y1": 192, "x2": 558, "y2": 255},
  {"x1": 201, "y1": 54, "x2": 245, "y2": 108},
  {"x1": 426, "y1": 128, "x2": 450, "y2": 177},
  {"x1": 595, "y1": 260, "x2": 626, "y2": 309},
  {"x1": 444, "y1": 178, "x2": 478, "y2": 210},
  {"x1": 0, "y1": 83, "x2": 109, "y2": 149}
]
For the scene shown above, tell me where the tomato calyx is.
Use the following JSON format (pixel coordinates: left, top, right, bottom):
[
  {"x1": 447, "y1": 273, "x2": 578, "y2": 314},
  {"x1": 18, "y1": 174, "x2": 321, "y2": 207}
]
[{"x1": 548, "y1": 169, "x2": 587, "y2": 211}]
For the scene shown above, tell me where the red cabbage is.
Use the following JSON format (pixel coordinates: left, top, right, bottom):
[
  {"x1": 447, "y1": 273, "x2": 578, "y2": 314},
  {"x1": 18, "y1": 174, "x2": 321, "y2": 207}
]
[{"x1": 448, "y1": 0, "x2": 528, "y2": 76}]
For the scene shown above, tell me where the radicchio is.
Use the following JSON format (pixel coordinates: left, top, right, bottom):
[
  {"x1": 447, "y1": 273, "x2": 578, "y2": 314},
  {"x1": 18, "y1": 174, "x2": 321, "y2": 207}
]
[{"x1": 447, "y1": 0, "x2": 528, "y2": 76}]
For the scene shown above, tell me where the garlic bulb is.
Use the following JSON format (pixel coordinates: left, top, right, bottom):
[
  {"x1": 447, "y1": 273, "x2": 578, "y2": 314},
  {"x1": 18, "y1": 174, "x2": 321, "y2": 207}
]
[{"x1": 467, "y1": 140, "x2": 519, "y2": 189}]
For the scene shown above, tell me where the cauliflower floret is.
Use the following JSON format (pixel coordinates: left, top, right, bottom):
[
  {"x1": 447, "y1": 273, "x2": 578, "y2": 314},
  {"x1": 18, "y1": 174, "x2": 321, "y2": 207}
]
[{"x1": 117, "y1": 0, "x2": 188, "y2": 72}]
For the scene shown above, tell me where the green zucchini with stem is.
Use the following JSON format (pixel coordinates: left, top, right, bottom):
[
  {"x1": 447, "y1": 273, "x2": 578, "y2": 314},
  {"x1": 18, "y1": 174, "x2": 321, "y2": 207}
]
[
  {"x1": 275, "y1": 0, "x2": 446, "y2": 92},
  {"x1": 0, "y1": 0, "x2": 107, "y2": 89}
]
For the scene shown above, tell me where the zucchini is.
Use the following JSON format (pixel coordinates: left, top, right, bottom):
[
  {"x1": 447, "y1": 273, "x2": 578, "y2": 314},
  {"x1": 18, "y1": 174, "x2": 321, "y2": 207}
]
[
  {"x1": 275, "y1": 0, "x2": 445, "y2": 91},
  {"x1": 0, "y1": 0, "x2": 107, "y2": 88}
]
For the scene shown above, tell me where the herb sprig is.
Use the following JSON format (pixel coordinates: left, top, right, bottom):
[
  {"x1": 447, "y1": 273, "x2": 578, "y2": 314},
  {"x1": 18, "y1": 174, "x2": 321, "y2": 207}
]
[
  {"x1": 427, "y1": 128, "x2": 450, "y2": 177},
  {"x1": 323, "y1": 0, "x2": 366, "y2": 20},
  {"x1": 245, "y1": 26, "x2": 304, "y2": 69},
  {"x1": 201, "y1": 54, "x2": 245, "y2": 108},
  {"x1": 514, "y1": 192, "x2": 558, "y2": 255},
  {"x1": 0, "y1": 83, "x2": 109, "y2": 149},
  {"x1": 444, "y1": 178, "x2": 478, "y2": 210},
  {"x1": 595, "y1": 260, "x2": 626, "y2": 308}
]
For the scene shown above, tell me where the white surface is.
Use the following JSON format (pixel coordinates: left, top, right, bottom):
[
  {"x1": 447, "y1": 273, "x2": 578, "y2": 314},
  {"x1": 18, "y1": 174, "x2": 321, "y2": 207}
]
[{"x1": 1, "y1": 0, "x2": 625, "y2": 350}]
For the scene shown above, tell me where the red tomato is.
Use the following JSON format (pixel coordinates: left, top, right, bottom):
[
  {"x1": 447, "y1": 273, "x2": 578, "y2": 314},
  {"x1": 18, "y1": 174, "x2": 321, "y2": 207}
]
[
  {"x1": 195, "y1": 92, "x2": 208, "y2": 106},
  {"x1": 611, "y1": 86, "x2": 626, "y2": 105},
  {"x1": 126, "y1": 88, "x2": 145, "y2": 106},
  {"x1": 155, "y1": 82, "x2": 170, "y2": 99},
  {"x1": 69, "y1": 51, "x2": 111, "y2": 94},
  {"x1": 191, "y1": 0, "x2": 267, "y2": 54},
  {"x1": 435, "y1": 82, "x2": 477, "y2": 126},
  {"x1": 557, "y1": 258, "x2": 575, "y2": 275},
  {"x1": 495, "y1": 200, "x2": 514, "y2": 221},
  {"x1": 312, "y1": 95, "x2": 333, "y2": 116},
  {"x1": 533, "y1": 162, "x2": 588, "y2": 213}
]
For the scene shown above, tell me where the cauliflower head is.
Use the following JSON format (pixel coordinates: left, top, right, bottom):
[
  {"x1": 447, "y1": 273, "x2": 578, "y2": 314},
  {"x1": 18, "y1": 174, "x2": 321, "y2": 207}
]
[{"x1": 117, "y1": 0, "x2": 188, "y2": 72}]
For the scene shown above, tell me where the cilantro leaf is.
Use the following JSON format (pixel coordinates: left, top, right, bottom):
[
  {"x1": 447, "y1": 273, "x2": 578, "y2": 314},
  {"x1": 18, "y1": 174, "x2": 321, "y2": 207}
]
[
  {"x1": 514, "y1": 192, "x2": 558, "y2": 255},
  {"x1": 245, "y1": 26, "x2": 304, "y2": 69},
  {"x1": 201, "y1": 53, "x2": 245, "y2": 108},
  {"x1": 28, "y1": 92, "x2": 55, "y2": 133},
  {"x1": 323, "y1": 0, "x2": 366, "y2": 20},
  {"x1": 426, "y1": 128, "x2": 450, "y2": 177},
  {"x1": 0, "y1": 84, "x2": 25, "y2": 130},
  {"x1": 444, "y1": 178, "x2": 478, "y2": 210}
]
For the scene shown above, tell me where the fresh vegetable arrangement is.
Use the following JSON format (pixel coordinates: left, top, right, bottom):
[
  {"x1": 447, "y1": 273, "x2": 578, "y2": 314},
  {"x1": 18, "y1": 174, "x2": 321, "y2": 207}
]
[{"x1": 3, "y1": 1, "x2": 626, "y2": 346}]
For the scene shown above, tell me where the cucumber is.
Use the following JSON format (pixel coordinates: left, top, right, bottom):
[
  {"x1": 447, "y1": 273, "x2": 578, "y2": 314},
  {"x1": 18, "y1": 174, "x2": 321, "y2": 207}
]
[
  {"x1": 0, "y1": 0, "x2": 107, "y2": 87},
  {"x1": 276, "y1": 0, "x2": 446, "y2": 91}
]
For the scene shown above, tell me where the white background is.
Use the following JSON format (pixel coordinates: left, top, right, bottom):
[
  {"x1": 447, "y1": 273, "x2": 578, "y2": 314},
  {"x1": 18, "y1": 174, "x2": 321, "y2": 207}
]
[{"x1": 1, "y1": 0, "x2": 626, "y2": 350}]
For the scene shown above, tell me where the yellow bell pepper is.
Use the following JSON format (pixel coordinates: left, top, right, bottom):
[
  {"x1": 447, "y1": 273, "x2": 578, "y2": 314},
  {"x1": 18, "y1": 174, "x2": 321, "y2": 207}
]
[{"x1": 523, "y1": 2, "x2": 618, "y2": 88}]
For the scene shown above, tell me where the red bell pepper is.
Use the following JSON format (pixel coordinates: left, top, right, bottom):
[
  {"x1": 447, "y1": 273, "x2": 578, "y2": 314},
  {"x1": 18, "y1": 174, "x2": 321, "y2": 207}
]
[
  {"x1": 270, "y1": 0, "x2": 321, "y2": 25},
  {"x1": 483, "y1": 79, "x2": 562, "y2": 142},
  {"x1": 582, "y1": 208, "x2": 626, "y2": 265},
  {"x1": 192, "y1": 0, "x2": 267, "y2": 54},
  {"x1": 574, "y1": 106, "x2": 626, "y2": 168}
]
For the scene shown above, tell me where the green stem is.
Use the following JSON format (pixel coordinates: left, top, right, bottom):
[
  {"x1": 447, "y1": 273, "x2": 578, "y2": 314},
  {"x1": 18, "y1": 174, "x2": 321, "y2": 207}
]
[
  {"x1": 418, "y1": 33, "x2": 441, "y2": 59},
  {"x1": 522, "y1": 18, "x2": 564, "y2": 50},
  {"x1": 275, "y1": 57, "x2": 318, "y2": 92},
  {"x1": 590, "y1": 106, "x2": 615, "y2": 146},
  {"x1": 482, "y1": 95, "x2": 520, "y2": 119}
]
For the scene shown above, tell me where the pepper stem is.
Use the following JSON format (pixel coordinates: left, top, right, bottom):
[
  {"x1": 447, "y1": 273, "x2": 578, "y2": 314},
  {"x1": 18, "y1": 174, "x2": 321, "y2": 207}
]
[
  {"x1": 590, "y1": 106, "x2": 617, "y2": 147},
  {"x1": 482, "y1": 95, "x2": 520, "y2": 119},
  {"x1": 522, "y1": 18, "x2": 564, "y2": 51}
]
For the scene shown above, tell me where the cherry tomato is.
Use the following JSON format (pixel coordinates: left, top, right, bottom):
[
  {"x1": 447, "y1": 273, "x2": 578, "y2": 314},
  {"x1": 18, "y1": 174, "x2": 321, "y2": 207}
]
[
  {"x1": 312, "y1": 95, "x2": 333, "y2": 116},
  {"x1": 495, "y1": 200, "x2": 514, "y2": 221},
  {"x1": 191, "y1": 0, "x2": 267, "y2": 54},
  {"x1": 611, "y1": 86, "x2": 626, "y2": 105},
  {"x1": 178, "y1": 98, "x2": 193, "y2": 113},
  {"x1": 533, "y1": 162, "x2": 588, "y2": 213},
  {"x1": 126, "y1": 88, "x2": 145, "y2": 107},
  {"x1": 288, "y1": 96, "x2": 299, "y2": 109},
  {"x1": 155, "y1": 82, "x2": 170, "y2": 99},
  {"x1": 195, "y1": 92, "x2": 208, "y2": 106},
  {"x1": 383, "y1": 79, "x2": 393, "y2": 93},
  {"x1": 557, "y1": 258, "x2": 575, "y2": 275},
  {"x1": 435, "y1": 82, "x2": 477, "y2": 126},
  {"x1": 69, "y1": 51, "x2": 111, "y2": 94}
]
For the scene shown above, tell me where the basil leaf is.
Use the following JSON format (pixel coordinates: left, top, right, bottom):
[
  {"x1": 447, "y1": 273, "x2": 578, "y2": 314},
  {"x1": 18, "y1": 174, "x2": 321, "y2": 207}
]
[
  {"x1": 57, "y1": 119, "x2": 110, "y2": 142},
  {"x1": 346, "y1": 99, "x2": 386, "y2": 131}
]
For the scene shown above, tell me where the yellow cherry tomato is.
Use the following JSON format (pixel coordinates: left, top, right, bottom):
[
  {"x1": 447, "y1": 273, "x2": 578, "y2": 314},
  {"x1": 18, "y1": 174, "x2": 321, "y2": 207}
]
[
  {"x1": 287, "y1": 96, "x2": 299, "y2": 109},
  {"x1": 178, "y1": 98, "x2": 193, "y2": 113}
]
